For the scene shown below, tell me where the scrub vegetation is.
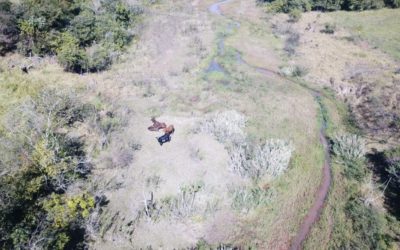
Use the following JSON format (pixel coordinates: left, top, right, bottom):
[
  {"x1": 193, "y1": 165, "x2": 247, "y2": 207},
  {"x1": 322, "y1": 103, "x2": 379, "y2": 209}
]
[
  {"x1": 0, "y1": 0, "x2": 399, "y2": 248},
  {"x1": 0, "y1": 0, "x2": 143, "y2": 72}
]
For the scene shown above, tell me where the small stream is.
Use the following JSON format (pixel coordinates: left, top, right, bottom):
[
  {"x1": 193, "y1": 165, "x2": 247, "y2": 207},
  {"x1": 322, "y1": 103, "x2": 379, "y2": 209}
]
[{"x1": 207, "y1": 0, "x2": 276, "y2": 78}]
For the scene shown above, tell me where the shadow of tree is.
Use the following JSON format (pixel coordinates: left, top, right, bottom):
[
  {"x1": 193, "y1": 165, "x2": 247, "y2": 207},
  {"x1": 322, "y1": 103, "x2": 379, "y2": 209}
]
[{"x1": 367, "y1": 151, "x2": 400, "y2": 220}]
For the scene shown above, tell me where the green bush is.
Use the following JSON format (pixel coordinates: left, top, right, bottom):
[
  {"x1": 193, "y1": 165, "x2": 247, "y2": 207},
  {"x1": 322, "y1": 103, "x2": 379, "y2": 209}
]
[
  {"x1": 69, "y1": 9, "x2": 97, "y2": 46},
  {"x1": 332, "y1": 132, "x2": 366, "y2": 180},
  {"x1": 288, "y1": 9, "x2": 302, "y2": 22},
  {"x1": 0, "y1": 89, "x2": 95, "y2": 249},
  {"x1": 1, "y1": 0, "x2": 142, "y2": 72},
  {"x1": 320, "y1": 23, "x2": 337, "y2": 34},
  {"x1": 263, "y1": 0, "x2": 311, "y2": 12},
  {"x1": 56, "y1": 32, "x2": 88, "y2": 72},
  {"x1": 344, "y1": 198, "x2": 392, "y2": 249},
  {"x1": 261, "y1": 0, "x2": 397, "y2": 11},
  {"x1": 342, "y1": 0, "x2": 385, "y2": 9},
  {"x1": 384, "y1": 147, "x2": 400, "y2": 187},
  {"x1": 311, "y1": 0, "x2": 343, "y2": 10},
  {"x1": 15, "y1": 0, "x2": 79, "y2": 55},
  {"x1": 384, "y1": 0, "x2": 400, "y2": 7},
  {"x1": 0, "y1": 0, "x2": 18, "y2": 55},
  {"x1": 96, "y1": 15, "x2": 133, "y2": 50},
  {"x1": 87, "y1": 44, "x2": 112, "y2": 72},
  {"x1": 231, "y1": 186, "x2": 275, "y2": 212}
]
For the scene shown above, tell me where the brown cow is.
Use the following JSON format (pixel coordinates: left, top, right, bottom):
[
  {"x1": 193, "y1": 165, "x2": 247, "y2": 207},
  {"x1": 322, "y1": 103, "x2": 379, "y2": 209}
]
[{"x1": 148, "y1": 117, "x2": 167, "y2": 131}]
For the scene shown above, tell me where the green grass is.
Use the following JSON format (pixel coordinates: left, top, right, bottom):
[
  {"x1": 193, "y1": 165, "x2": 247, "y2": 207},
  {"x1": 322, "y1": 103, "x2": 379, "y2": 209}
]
[
  {"x1": 304, "y1": 90, "x2": 400, "y2": 249},
  {"x1": 329, "y1": 8, "x2": 400, "y2": 60},
  {"x1": 0, "y1": 71, "x2": 45, "y2": 116}
]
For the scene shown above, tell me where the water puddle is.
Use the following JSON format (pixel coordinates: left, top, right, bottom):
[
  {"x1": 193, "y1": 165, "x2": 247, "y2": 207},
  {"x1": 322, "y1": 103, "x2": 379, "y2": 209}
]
[
  {"x1": 217, "y1": 39, "x2": 225, "y2": 55},
  {"x1": 206, "y1": 59, "x2": 224, "y2": 73},
  {"x1": 209, "y1": 0, "x2": 230, "y2": 15}
]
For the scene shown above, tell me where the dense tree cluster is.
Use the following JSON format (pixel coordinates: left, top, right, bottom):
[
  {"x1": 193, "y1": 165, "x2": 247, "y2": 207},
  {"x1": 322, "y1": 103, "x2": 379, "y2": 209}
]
[
  {"x1": 259, "y1": 0, "x2": 399, "y2": 12},
  {"x1": 0, "y1": 90, "x2": 96, "y2": 249},
  {"x1": 0, "y1": 0, "x2": 143, "y2": 72}
]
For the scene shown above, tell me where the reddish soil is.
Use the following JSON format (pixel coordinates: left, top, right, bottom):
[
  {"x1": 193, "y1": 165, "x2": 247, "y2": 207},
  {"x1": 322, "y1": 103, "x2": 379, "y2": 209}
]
[{"x1": 290, "y1": 129, "x2": 331, "y2": 250}]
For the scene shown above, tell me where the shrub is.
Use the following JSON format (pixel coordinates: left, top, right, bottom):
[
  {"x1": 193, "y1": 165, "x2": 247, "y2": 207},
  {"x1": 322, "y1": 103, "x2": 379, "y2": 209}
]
[
  {"x1": 2, "y1": 0, "x2": 143, "y2": 73},
  {"x1": 384, "y1": 147, "x2": 400, "y2": 187},
  {"x1": 0, "y1": 0, "x2": 18, "y2": 55},
  {"x1": 261, "y1": 0, "x2": 395, "y2": 11},
  {"x1": 231, "y1": 186, "x2": 276, "y2": 212},
  {"x1": 43, "y1": 193, "x2": 95, "y2": 229},
  {"x1": 160, "y1": 182, "x2": 204, "y2": 219},
  {"x1": 384, "y1": 0, "x2": 400, "y2": 7},
  {"x1": 332, "y1": 132, "x2": 366, "y2": 180},
  {"x1": 56, "y1": 32, "x2": 88, "y2": 72},
  {"x1": 284, "y1": 31, "x2": 300, "y2": 55},
  {"x1": 253, "y1": 139, "x2": 294, "y2": 177},
  {"x1": 263, "y1": 0, "x2": 311, "y2": 12},
  {"x1": 198, "y1": 111, "x2": 293, "y2": 179},
  {"x1": 332, "y1": 132, "x2": 365, "y2": 163},
  {"x1": 311, "y1": 0, "x2": 343, "y2": 10},
  {"x1": 97, "y1": 18, "x2": 133, "y2": 51},
  {"x1": 0, "y1": 88, "x2": 94, "y2": 249},
  {"x1": 229, "y1": 139, "x2": 294, "y2": 179},
  {"x1": 87, "y1": 44, "x2": 112, "y2": 72},
  {"x1": 320, "y1": 23, "x2": 336, "y2": 34},
  {"x1": 288, "y1": 9, "x2": 302, "y2": 22},
  {"x1": 344, "y1": 198, "x2": 391, "y2": 249},
  {"x1": 342, "y1": 0, "x2": 385, "y2": 10},
  {"x1": 69, "y1": 9, "x2": 97, "y2": 46},
  {"x1": 196, "y1": 110, "x2": 247, "y2": 144},
  {"x1": 279, "y1": 65, "x2": 308, "y2": 77}
]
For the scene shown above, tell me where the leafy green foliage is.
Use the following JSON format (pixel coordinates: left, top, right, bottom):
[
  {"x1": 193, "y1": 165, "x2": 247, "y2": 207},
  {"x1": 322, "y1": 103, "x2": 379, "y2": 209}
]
[
  {"x1": 310, "y1": 0, "x2": 343, "y2": 10},
  {"x1": 327, "y1": 134, "x2": 398, "y2": 249},
  {"x1": 0, "y1": 89, "x2": 95, "y2": 249},
  {"x1": 2, "y1": 0, "x2": 142, "y2": 72},
  {"x1": 288, "y1": 9, "x2": 302, "y2": 22},
  {"x1": 384, "y1": 147, "x2": 400, "y2": 186},
  {"x1": 332, "y1": 132, "x2": 366, "y2": 180},
  {"x1": 342, "y1": 0, "x2": 385, "y2": 10},
  {"x1": 87, "y1": 44, "x2": 112, "y2": 72},
  {"x1": 385, "y1": 0, "x2": 400, "y2": 7},
  {"x1": 43, "y1": 193, "x2": 95, "y2": 229},
  {"x1": 342, "y1": 198, "x2": 393, "y2": 249},
  {"x1": 231, "y1": 186, "x2": 275, "y2": 212},
  {"x1": 69, "y1": 9, "x2": 97, "y2": 46},
  {"x1": 259, "y1": 0, "x2": 397, "y2": 12},
  {"x1": 263, "y1": 0, "x2": 311, "y2": 12},
  {"x1": 0, "y1": 0, "x2": 18, "y2": 55},
  {"x1": 56, "y1": 32, "x2": 88, "y2": 72}
]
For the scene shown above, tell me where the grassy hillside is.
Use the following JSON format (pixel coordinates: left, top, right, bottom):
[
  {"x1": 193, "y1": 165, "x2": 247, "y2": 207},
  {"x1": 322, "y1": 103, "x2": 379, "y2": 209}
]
[{"x1": 330, "y1": 9, "x2": 400, "y2": 60}]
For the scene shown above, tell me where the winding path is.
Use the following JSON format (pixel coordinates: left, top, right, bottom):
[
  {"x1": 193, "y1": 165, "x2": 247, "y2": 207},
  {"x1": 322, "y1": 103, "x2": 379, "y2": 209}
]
[{"x1": 208, "y1": 1, "x2": 332, "y2": 249}]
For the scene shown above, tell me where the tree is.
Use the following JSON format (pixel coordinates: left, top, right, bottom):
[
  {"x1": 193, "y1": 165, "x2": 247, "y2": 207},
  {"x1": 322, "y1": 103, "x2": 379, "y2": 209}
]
[
  {"x1": 69, "y1": 9, "x2": 96, "y2": 46},
  {"x1": 56, "y1": 32, "x2": 88, "y2": 72},
  {"x1": 0, "y1": 0, "x2": 18, "y2": 55}
]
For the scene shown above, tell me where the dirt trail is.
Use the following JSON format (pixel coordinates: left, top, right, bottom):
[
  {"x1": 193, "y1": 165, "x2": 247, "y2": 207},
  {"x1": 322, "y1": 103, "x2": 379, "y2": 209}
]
[{"x1": 208, "y1": 1, "x2": 332, "y2": 249}]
